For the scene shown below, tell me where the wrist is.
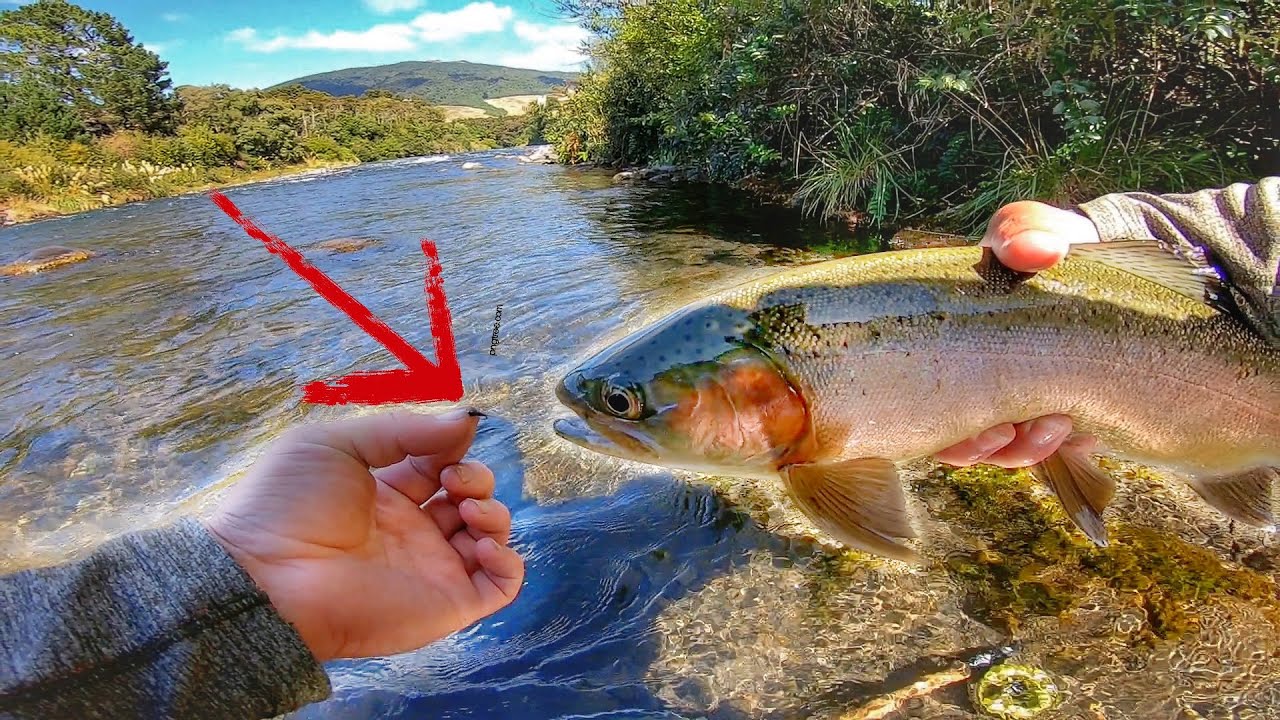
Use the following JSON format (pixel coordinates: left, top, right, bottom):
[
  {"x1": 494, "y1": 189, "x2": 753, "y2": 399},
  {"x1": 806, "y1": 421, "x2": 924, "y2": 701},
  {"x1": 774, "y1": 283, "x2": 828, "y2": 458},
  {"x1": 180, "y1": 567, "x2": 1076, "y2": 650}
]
[{"x1": 202, "y1": 518, "x2": 338, "y2": 662}]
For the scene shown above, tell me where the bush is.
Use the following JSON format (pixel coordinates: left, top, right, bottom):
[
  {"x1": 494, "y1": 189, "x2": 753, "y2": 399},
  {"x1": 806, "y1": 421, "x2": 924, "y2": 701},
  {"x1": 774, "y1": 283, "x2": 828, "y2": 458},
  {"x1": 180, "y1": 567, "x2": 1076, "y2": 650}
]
[
  {"x1": 301, "y1": 135, "x2": 357, "y2": 162},
  {"x1": 549, "y1": 0, "x2": 1279, "y2": 230}
]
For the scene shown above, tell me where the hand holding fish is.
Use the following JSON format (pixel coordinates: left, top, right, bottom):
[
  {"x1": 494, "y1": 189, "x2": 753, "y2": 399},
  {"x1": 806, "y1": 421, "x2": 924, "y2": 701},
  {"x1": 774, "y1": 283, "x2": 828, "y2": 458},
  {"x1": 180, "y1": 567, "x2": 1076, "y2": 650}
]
[
  {"x1": 975, "y1": 200, "x2": 1101, "y2": 272},
  {"x1": 555, "y1": 181, "x2": 1280, "y2": 562},
  {"x1": 204, "y1": 409, "x2": 524, "y2": 662},
  {"x1": 934, "y1": 201, "x2": 1103, "y2": 469}
]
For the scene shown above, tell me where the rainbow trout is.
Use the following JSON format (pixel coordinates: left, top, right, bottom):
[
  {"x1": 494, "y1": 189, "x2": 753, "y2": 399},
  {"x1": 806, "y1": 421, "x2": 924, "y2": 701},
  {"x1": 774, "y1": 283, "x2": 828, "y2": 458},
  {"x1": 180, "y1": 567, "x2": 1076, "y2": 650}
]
[{"x1": 553, "y1": 243, "x2": 1280, "y2": 562}]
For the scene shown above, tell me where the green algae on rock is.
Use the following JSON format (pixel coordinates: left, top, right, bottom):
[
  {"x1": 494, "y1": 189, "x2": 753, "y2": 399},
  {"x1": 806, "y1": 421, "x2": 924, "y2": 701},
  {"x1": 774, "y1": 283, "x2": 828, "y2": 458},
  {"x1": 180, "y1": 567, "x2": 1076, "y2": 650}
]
[
  {"x1": 972, "y1": 663, "x2": 1062, "y2": 719},
  {"x1": 930, "y1": 464, "x2": 1280, "y2": 642}
]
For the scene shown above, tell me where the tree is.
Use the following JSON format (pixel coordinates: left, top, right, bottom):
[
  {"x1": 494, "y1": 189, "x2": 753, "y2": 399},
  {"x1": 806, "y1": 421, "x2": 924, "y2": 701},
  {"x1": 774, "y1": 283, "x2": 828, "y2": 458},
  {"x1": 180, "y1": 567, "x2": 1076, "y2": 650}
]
[
  {"x1": 0, "y1": 0, "x2": 179, "y2": 137},
  {"x1": 0, "y1": 77, "x2": 84, "y2": 141}
]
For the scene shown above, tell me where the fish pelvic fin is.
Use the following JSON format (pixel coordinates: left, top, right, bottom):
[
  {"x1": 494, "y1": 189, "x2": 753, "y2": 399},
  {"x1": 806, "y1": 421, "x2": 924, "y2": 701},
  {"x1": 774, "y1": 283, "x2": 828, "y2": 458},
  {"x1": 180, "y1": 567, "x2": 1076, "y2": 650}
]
[
  {"x1": 1188, "y1": 467, "x2": 1278, "y2": 529},
  {"x1": 780, "y1": 457, "x2": 921, "y2": 563},
  {"x1": 1029, "y1": 443, "x2": 1116, "y2": 547}
]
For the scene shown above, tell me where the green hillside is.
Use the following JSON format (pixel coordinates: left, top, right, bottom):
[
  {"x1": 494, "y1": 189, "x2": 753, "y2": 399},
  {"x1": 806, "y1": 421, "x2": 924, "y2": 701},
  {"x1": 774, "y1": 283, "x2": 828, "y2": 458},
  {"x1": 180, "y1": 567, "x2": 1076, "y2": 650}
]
[{"x1": 270, "y1": 61, "x2": 578, "y2": 111}]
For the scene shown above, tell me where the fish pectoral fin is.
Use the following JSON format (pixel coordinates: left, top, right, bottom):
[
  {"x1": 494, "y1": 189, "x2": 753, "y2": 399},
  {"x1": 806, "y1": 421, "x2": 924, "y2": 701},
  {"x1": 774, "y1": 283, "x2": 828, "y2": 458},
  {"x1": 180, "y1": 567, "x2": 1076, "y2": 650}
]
[
  {"x1": 1188, "y1": 467, "x2": 1278, "y2": 528},
  {"x1": 781, "y1": 458, "x2": 921, "y2": 563},
  {"x1": 1029, "y1": 444, "x2": 1116, "y2": 547},
  {"x1": 1067, "y1": 240, "x2": 1225, "y2": 309}
]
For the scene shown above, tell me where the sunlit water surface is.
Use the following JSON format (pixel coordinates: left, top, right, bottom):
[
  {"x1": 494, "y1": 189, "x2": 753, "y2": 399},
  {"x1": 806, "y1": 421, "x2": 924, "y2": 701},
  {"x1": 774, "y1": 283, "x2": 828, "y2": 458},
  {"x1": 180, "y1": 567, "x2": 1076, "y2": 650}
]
[{"x1": 3, "y1": 150, "x2": 1278, "y2": 719}]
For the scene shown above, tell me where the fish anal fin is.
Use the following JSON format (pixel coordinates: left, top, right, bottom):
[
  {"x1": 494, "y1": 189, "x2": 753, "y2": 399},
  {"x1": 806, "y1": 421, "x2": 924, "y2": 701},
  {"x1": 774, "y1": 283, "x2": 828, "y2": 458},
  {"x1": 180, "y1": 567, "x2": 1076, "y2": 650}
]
[
  {"x1": 1067, "y1": 240, "x2": 1224, "y2": 308},
  {"x1": 1029, "y1": 443, "x2": 1116, "y2": 547},
  {"x1": 781, "y1": 457, "x2": 920, "y2": 563},
  {"x1": 1188, "y1": 467, "x2": 1277, "y2": 529}
]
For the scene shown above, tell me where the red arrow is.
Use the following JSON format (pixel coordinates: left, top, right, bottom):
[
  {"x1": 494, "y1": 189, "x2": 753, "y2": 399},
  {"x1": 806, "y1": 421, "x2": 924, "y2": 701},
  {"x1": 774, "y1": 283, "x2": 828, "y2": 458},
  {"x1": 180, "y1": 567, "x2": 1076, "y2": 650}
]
[{"x1": 210, "y1": 191, "x2": 463, "y2": 405}]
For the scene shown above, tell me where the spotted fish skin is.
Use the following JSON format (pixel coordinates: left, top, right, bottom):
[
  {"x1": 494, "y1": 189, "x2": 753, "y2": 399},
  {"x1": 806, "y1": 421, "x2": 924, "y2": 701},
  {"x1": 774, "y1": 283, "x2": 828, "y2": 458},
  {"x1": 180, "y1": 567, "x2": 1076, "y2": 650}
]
[
  {"x1": 725, "y1": 247, "x2": 1279, "y2": 477},
  {"x1": 554, "y1": 244, "x2": 1280, "y2": 559}
]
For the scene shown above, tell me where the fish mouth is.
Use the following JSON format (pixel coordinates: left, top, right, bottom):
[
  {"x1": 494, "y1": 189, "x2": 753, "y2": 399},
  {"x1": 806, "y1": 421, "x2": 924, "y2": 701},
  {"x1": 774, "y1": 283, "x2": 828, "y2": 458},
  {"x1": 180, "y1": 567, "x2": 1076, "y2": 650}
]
[
  {"x1": 552, "y1": 416, "x2": 637, "y2": 459},
  {"x1": 553, "y1": 373, "x2": 656, "y2": 461}
]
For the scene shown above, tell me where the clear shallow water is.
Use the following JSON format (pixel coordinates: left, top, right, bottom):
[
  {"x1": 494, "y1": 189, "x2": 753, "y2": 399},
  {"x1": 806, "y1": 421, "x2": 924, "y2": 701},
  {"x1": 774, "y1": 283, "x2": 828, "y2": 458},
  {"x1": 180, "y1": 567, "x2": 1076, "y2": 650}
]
[{"x1": 3, "y1": 150, "x2": 1278, "y2": 719}]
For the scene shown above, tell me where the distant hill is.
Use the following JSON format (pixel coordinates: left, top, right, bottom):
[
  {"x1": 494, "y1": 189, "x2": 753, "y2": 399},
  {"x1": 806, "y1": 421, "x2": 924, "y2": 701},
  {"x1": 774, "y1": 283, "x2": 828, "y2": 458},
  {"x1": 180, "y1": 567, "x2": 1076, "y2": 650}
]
[{"x1": 270, "y1": 61, "x2": 578, "y2": 113}]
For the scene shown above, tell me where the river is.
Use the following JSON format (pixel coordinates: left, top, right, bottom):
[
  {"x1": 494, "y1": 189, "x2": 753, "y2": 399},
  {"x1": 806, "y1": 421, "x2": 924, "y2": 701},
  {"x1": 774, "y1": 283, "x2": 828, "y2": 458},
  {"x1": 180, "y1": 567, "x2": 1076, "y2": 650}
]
[{"x1": 3, "y1": 149, "x2": 1278, "y2": 719}]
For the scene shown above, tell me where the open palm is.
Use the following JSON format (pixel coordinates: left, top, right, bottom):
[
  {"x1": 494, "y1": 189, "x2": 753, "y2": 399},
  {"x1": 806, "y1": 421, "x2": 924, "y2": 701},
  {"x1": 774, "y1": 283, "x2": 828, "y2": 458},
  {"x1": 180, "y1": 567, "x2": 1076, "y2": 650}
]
[{"x1": 205, "y1": 409, "x2": 524, "y2": 661}]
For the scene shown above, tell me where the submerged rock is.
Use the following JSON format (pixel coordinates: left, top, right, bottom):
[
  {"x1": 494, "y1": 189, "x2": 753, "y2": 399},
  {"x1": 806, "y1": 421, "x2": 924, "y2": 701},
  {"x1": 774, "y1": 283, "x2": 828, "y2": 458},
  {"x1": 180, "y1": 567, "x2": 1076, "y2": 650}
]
[
  {"x1": 316, "y1": 237, "x2": 379, "y2": 253},
  {"x1": 972, "y1": 663, "x2": 1062, "y2": 718},
  {"x1": 0, "y1": 246, "x2": 93, "y2": 276},
  {"x1": 461, "y1": 162, "x2": 483, "y2": 170},
  {"x1": 612, "y1": 165, "x2": 706, "y2": 186}
]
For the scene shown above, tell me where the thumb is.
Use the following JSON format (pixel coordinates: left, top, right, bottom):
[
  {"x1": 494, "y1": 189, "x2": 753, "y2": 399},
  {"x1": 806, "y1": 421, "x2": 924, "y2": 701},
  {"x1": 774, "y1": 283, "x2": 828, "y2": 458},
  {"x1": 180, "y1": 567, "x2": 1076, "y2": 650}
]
[
  {"x1": 990, "y1": 228, "x2": 1072, "y2": 273},
  {"x1": 300, "y1": 407, "x2": 485, "y2": 470}
]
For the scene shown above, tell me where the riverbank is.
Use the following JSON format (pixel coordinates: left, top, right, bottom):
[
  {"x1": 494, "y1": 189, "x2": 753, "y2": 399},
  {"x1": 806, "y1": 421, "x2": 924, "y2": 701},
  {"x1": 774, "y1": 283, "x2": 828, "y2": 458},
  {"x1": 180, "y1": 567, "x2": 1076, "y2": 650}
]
[
  {"x1": 2, "y1": 144, "x2": 559, "y2": 229},
  {"x1": 0, "y1": 158, "x2": 360, "y2": 227},
  {"x1": 605, "y1": 162, "x2": 974, "y2": 250},
  {"x1": 544, "y1": 0, "x2": 1269, "y2": 234}
]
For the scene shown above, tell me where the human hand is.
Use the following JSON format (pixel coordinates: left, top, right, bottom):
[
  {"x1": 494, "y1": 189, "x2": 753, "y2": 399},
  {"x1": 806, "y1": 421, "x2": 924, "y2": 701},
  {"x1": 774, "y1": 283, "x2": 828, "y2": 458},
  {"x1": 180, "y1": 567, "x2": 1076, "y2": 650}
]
[
  {"x1": 204, "y1": 409, "x2": 524, "y2": 662},
  {"x1": 935, "y1": 201, "x2": 1103, "y2": 468},
  {"x1": 976, "y1": 199, "x2": 1100, "y2": 272}
]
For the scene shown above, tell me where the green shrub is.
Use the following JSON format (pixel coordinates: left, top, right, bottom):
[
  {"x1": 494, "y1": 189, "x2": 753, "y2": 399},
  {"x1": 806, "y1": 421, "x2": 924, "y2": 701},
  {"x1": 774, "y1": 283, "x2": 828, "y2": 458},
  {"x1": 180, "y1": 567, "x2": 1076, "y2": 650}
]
[{"x1": 548, "y1": 0, "x2": 1279, "y2": 230}]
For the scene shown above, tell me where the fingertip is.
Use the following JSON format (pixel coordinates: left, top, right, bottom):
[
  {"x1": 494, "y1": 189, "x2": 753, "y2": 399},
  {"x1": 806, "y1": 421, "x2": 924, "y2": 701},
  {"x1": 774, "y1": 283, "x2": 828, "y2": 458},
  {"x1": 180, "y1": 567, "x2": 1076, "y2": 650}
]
[
  {"x1": 984, "y1": 414, "x2": 1074, "y2": 468},
  {"x1": 1028, "y1": 414, "x2": 1074, "y2": 447},
  {"x1": 441, "y1": 460, "x2": 496, "y2": 499},
  {"x1": 933, "y1": 423, "x2": 1017, "y2": 466},
  {"x1": 998, "y1": 229, "x2": 1069, "y2": 272},
  {"x1": 474, "y1": 538, "x2": 525, "y2": 603},
  {"x1": 979, "y1": 423, "x2": 1018, "y2": 450}
]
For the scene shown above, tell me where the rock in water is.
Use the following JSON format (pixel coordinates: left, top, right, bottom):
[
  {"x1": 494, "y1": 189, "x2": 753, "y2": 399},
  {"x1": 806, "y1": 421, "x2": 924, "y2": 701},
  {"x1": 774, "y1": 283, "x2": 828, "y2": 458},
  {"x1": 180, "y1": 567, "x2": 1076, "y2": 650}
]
[
  {"x1": 0, "y1": 246, "x2": 93, "y2": 276},
  {"x1": 518, "y1": 145, "x2": 557, "y2": 164},
  {"x1": 316, "y1": 238, "x2": 379, "y2": 254},
  {"x1": 462, "y1": 162, "x2": 482, "y2": 170},
  {"x1": 971, "y1": 664, "x2": 1062, "y2": 719}
]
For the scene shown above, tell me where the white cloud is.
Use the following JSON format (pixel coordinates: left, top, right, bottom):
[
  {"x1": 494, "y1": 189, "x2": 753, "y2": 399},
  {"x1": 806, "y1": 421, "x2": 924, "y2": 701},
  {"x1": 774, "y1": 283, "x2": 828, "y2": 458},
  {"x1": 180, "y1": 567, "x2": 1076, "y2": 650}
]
[
  {"x1": 512, "y1": 21, "x2": 587, "y2": 46},
  {"x1": 501, "y1": 22, "x2": 589, "y2": 71},
  {"x1": 410, "y1": 3, "x2": 513, "y2": 42},
  {"x1": 142, "y1": 39, "x2": 183, "y2": 55},
  {"x1": 226, "y1": 3, "x2": 514, "y2": 53},
  {"x1": 227, "y1": 23, "x2": 419, "y2": 53},
  {"x1": 363, "y1": 0, "x2": 422, "y2": 13},
  {"x1": 161, "y1": 12, "x2": 187, "y2": 22}
]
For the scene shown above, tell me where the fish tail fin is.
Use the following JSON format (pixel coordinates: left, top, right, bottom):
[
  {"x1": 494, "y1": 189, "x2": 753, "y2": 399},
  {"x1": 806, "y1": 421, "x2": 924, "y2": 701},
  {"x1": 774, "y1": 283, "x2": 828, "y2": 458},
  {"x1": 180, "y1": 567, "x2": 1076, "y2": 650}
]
[{"x1": 1188, "y1": 467, "x2": 1278, "y2": 529}]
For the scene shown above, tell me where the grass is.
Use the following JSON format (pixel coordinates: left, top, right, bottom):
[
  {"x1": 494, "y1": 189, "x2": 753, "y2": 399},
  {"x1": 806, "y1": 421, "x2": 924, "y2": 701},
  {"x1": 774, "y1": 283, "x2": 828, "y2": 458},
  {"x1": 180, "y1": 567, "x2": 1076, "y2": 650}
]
[
  {"x1": 2, "y1": 158, "x2": 357, "y2": 225},
  {"x1": 793, "y1": 116, "x2": 921, "y2": 227}
]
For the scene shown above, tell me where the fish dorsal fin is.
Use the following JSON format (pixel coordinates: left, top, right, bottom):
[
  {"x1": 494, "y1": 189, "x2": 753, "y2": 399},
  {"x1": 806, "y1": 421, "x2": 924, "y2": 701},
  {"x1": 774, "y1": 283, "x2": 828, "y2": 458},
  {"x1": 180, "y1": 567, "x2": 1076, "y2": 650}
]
[
  {"x1": 781, "y1": 458, "x2": 921, "y2": 563},
  {"x1": 1188, "y1": 467, "x2": 1277, "y2": 528},
  {"x1": 1067, "y1": 240, "x2": 1224, "y2": 307},
  {"x1": 1029, "y1": 443, "x2": 1117, "y2": 546}
]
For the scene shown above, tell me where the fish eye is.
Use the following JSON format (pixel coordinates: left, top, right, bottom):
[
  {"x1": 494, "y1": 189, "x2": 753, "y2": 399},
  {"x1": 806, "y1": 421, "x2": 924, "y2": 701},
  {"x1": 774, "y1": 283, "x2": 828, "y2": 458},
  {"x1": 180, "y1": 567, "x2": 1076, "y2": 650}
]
[{"x1": 601, "y1": 382, "x2": 644, "y2": 420}]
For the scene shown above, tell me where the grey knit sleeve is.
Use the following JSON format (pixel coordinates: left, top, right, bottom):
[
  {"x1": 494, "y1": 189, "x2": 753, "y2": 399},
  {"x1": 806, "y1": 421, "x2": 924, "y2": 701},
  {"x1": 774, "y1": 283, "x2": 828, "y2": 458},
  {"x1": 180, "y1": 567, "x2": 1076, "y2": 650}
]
[
  {"x1": 1075, "y1": 177, "x2": 1280, "y2": 345},
  {"x1": 0, "y1": 517, "x2": 332, "y2": 720}
]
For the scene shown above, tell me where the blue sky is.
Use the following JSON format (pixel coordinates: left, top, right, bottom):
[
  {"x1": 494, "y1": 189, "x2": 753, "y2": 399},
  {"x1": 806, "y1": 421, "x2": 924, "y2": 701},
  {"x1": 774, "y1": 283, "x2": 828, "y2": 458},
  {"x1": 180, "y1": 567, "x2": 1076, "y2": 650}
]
[{"x1": 2, "y1": 0, "x2": 589, "y2": 89}]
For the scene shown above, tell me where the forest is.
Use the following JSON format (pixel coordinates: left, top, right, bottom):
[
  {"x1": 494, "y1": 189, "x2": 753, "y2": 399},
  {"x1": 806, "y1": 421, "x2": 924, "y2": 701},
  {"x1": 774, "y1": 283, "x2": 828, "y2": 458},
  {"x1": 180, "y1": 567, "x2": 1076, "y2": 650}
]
[
  {"x1": 543, "y1": 0, "x2": 1279, "y2": 231},
  {"x1": 0, "y1": 0, "x2": 537, "y2": 222}
]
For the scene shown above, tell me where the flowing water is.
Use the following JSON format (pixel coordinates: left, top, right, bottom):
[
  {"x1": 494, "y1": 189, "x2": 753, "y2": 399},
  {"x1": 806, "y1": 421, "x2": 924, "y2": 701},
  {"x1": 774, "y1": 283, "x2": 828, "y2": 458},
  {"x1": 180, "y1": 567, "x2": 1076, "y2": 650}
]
[{"x1": 3, "y1": 149, "x2": 1278, "y2": 719}]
